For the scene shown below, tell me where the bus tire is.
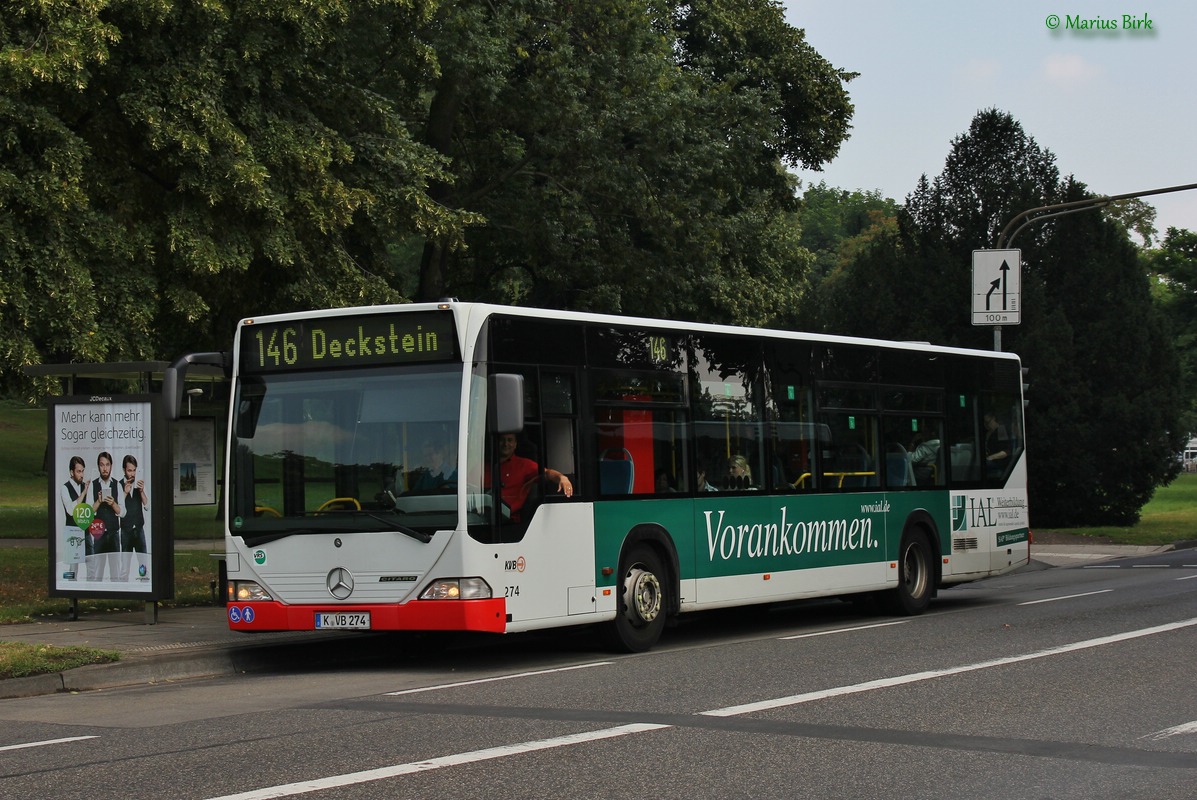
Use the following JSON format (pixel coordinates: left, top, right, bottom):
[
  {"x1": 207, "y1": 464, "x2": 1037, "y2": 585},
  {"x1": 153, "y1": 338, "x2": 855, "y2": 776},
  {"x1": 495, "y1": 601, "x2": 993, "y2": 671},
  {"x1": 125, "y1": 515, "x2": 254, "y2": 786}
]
[
  {"x1": 881, "y1": 529, "x2": 932, "y2": 615},
  {"x1": 604, "y1": 544, "x2": 668, "y2": 653}
]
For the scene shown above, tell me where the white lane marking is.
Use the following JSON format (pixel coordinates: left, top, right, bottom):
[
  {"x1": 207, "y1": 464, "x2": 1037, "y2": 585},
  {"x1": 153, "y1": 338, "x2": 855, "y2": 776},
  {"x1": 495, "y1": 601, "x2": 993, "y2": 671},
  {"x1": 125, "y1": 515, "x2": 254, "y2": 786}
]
[
  {"x1": 385, "y1": 662, "x2": 612, "y2": 696},
  {"x1": 1144, "y1": 720, "x2": 1197, "y2": 740},
  {"x1": 1082, "y1": 565, "x2": 1122, "y2": 569},
  {"x1": 702, "y1": 617, "x2": 1197, "y2": 717},
  {"x1": 1018, "y1": 589, "x2": 1113, "y2": 606},
  {"x1": 203, "y1": 724, "x2": 669, "y2": 800},
  {"x1": 780, "y1": 621, "x2": 909, "y2": 640},
  {"x1": 0, "y1": 736, "x2": 98, "y2": 752},
  {"x1": 204, "y1": 617, "x2": 1197, "y2": 799},
  {"x1": 1176, "y1": 574, "x2": 1197, "y2": 581},
  {"x1": 1131, "y1": 565, "x2": 1171, "y2": 569}
]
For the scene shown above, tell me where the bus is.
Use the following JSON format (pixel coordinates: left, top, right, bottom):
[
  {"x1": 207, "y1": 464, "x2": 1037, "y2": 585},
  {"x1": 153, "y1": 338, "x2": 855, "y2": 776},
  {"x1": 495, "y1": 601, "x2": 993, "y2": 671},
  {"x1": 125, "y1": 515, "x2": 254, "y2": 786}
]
[{"x1": 166, "y1": 301, "x2": 1029, "y2": 652}]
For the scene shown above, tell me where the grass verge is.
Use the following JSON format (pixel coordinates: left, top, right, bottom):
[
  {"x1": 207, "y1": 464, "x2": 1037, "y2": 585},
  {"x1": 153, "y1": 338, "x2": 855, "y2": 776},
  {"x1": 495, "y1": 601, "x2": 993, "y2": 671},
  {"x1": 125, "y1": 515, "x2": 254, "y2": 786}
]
[
  {"x1": 0, "y1": 548, "x2": 221, "y2": 680},
  {"x1": 0, "y1": 642, "x2": 121, "y2": 680},
  {"x1": 0, "y1": 550, "x2": 223, "y2": 624},
  {"x1": 1033, "y1": 472, "x2": 1197, "y2": 544}
]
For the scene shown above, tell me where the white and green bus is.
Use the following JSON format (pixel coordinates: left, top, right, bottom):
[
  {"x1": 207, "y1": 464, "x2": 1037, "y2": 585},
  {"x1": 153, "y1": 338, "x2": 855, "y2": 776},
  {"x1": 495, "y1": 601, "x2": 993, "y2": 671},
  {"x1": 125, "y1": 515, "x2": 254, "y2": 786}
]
[{"x1": 168, "y1": 301, "x2": 1029, "y2": 651}]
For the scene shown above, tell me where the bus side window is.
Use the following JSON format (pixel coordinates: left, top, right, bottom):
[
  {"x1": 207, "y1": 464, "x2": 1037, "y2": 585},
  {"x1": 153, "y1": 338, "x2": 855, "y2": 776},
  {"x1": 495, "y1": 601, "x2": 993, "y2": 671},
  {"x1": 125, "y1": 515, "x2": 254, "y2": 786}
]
[
  {"x1": 595, "y1": 406, "x2": 687, "y2": 496},
  {"x1": 543, "y1": 417, "x2": 577, "y2": 492},
  {"x1": 691, "y1": 336, "x2": 764, "y2": 492},
  {"x1": 820, "y1": 412, "x2": 880, "y2": 489},
  {"x1": 771, "y1": 422, "x2": 828, "y2": 490},
  {"x1": 540, "y1": 370, "x2": 577, "y2": 489}
]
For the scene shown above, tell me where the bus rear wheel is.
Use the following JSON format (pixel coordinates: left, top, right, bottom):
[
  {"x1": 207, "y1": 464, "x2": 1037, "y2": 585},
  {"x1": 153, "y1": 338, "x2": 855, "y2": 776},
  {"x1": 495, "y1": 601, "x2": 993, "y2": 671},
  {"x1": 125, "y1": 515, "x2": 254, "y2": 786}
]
[
  {"x1": 605, "y1": 545, "x2": 667, "y2": 653},
  {"x1": 881, "y1": 529, "x2": 932, "y2": 615}
]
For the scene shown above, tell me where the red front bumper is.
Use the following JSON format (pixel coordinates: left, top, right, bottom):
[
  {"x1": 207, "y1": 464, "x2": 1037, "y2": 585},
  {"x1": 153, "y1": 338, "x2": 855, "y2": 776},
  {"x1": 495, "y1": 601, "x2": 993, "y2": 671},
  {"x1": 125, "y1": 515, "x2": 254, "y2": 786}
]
[{"x1": 226, "y1": 598, "x2": 507, "y2": 633}]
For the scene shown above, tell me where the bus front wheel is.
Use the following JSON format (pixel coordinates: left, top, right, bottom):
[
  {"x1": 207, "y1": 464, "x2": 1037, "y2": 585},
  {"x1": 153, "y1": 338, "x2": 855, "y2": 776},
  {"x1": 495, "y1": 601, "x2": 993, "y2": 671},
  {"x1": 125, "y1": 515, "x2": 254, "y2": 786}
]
[
  {"x1": 882, "y1": 530, "x2": 932, "y2": 615},
  {"x1": 605, "y1": 545, "x2": 667, "y2": 653}
]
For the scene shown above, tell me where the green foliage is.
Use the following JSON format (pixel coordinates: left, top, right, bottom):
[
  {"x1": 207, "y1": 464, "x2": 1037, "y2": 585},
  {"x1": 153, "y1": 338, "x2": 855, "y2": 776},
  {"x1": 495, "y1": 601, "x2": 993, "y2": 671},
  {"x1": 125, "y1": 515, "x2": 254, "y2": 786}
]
[
  {"x1": 1, "y1": 0, "x2": 466, "y2": 398},
  {"x1": 797, "y1": 182, "x2": 900, "y2": 331},
  {"x1": 1147, "y1": 227, "x2": 1197, "y2": 437},
  {"x1": 0, "y1": 400, "x2": 46, "y2": 504},
  {"x1": 1030, "y1": 179, "x2": 1182, "y2": 524},
  {"x1": 0, "y1": 640, "x2": 120, "y2": 679},
  {"x1": 918, "y1": 109, "x2": 1061, "y2": 251},
  {"x1": 1103, "y1": 198, "x2": 1158, "y2": 248},
  {"x1": 416, "y1": 0, "x2": 854, "y2": 325},
  {"x1": 3, "y1": 0, "x2": 854, "y2": 394},
  {"x1": 806, "y1": 109, "x2": 1184, "y2": 527},
  {"x1": 0, "y1": 548, "x2": 221, "y2": 625},
  {"x1": 1035, "y1": 472, "x2": 1197, "y2": 544}
]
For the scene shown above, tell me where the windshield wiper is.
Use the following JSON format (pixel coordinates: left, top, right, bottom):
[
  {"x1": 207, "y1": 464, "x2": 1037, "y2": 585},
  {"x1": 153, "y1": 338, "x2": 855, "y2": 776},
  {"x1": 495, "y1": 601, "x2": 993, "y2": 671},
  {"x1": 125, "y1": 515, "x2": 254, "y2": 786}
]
[
  {"x1": 241, "y1": 527, "x2": 359, "y2": 547},
  {"x1": 308, "y1": 508, "x2": 434, "y2": 544}
]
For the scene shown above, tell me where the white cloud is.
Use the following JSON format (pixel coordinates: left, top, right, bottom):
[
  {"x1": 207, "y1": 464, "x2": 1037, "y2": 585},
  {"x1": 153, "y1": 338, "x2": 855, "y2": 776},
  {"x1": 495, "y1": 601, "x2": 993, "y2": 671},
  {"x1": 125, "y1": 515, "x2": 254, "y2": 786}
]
[
  {"x1": 960, "y1": 58, "x2": 1001, "y2": 83},
  {"x1": 1042, "y1": 54, "x2": 1102, "y2": 87}
]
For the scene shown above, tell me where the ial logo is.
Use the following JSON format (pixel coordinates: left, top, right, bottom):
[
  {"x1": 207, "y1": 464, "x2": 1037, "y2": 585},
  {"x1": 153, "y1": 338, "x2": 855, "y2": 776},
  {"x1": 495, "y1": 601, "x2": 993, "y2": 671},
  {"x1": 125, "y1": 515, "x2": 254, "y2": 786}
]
[{"x1": 951, "y1": 495, "x2": 968, "y2": 532}]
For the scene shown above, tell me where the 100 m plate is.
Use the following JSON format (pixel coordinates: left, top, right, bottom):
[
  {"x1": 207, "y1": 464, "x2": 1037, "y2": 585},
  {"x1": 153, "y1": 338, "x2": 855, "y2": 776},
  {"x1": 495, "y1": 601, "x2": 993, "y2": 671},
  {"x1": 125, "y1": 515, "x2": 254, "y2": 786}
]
[{"x1": 315, "y1": 612, "x2": 371, "y2": 629}]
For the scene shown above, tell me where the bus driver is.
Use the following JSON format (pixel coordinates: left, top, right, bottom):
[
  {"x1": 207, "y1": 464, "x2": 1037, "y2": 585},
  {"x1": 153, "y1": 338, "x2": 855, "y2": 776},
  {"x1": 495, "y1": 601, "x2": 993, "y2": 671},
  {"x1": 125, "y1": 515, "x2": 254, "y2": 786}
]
[{"x1": 490, "y1": 433, "x2": 573, "y2": 520}]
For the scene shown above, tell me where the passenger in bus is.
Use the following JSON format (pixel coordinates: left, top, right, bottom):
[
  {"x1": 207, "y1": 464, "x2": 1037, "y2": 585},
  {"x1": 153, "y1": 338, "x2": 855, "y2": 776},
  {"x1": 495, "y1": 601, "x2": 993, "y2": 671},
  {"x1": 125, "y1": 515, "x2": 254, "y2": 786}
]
[
  {"x1": 491, "y1": 433, "x2": 573, "y2": 519},
  {"x1": 909, "y1": 430, "x2": 941, "y2": 486},
  {"x1": 983, "y1": 413, "x2": 1010, "y2": 475},
  {"x1": 655, "y1": 470, "x2": 675, "y2": 493},
  {"x1": 410, "y1": 437, "x2": 457, "y2": 492},
  {"x1": 696, "y1": 464, "x2": 719, "y2": 492},
  {"x1": 726, "y1": 455, "x2": 753, "y2": 490}
]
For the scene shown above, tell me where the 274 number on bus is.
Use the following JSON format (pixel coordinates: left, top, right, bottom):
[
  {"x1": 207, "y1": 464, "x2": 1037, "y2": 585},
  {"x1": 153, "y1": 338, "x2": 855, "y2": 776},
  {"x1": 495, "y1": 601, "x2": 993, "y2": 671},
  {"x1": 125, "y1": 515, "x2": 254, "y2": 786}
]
[{"x1": 315, "y1": 612, "x2": 371, "y2": 630}]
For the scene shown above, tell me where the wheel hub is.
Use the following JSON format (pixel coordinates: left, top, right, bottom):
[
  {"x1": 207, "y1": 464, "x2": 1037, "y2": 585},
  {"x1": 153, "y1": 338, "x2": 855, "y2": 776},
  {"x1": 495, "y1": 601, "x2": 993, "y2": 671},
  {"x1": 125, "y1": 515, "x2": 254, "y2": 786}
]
[{"x1": 625, "y1": 566, "x2": 662, "y2": 625}]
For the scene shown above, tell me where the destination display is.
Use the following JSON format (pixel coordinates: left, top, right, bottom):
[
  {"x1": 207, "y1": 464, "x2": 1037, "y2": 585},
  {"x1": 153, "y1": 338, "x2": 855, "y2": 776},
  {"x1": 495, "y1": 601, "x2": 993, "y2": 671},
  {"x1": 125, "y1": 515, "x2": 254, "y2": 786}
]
[{"x1": 240, "y1": 311, "x2": 458, "y2": 373}]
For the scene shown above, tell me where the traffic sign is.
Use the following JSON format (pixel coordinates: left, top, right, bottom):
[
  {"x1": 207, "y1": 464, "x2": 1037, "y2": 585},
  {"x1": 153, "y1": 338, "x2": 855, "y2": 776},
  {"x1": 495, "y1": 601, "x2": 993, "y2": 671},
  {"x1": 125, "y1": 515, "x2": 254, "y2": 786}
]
[{"x1": 972, "y1": 249, "x2": 1021, "y2": 325}]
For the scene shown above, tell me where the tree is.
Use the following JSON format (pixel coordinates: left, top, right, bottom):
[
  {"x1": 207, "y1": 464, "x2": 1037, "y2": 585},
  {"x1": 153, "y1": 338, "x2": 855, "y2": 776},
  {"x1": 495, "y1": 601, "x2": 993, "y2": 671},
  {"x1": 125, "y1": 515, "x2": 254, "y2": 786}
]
[
  {"x1": 3, "y1": 0, "x2": 856, "y2": 397},
  {"x1": 414, "y1": 0, "x2": 856, "y2": 325},
  {"x1": 1103, "y1": 198, "x2": 1158, "y2": 248},
  {"x1": 1, "y1": 0, "x2": 465, "y2": 397},
  {"x1": 799, "y1": 182, "x2": 899, "y2": 284},
  {"x1": 922, "y1": 109, "x2": 1061, "y2": 252},
  {"x1": 1031, "y1": 179, "x2": 1182, "y2": 524},
  {"x1": 0, "y1": 1, "x2": 125, "y2": 397},
  {"x1": 1148, "y1": 227, "x2": 1197, "y2": 437},
  {"x1": 805, "y1": 110, "x2": 1183, "y2": 526}
]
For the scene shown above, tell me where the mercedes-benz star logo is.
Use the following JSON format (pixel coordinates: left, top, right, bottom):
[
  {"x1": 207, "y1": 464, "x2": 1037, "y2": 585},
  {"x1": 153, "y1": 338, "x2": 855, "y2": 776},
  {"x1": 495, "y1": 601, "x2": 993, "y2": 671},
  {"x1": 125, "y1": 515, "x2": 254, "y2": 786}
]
[{"x1": 326, "y1": 567, "x2": 354, "y2": 600}]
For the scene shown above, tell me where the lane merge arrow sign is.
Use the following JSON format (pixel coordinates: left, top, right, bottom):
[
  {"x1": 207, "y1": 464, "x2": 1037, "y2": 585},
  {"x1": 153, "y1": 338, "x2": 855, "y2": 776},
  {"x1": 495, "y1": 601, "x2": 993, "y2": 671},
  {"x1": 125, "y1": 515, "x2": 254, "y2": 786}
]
[{"x1": 972, "y1": 249, "x2": 1021, "y2": 326}]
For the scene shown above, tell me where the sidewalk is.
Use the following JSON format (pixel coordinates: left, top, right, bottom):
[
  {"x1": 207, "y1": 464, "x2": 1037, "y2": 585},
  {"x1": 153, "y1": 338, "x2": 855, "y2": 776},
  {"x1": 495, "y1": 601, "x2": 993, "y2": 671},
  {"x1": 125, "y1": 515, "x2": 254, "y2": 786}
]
[
  {"x1": 0, "y1": 539, "x2": 1187, "y2": 699},
  {"x1": 1027, "y1": 542, "x2": 1176, "y2": 568},
  {"x1": 0, "y1": 605, "x2": 344, "y2": 699},
  {"x1": 2, "y1": 538, "x2": 374, "y2": 699}
]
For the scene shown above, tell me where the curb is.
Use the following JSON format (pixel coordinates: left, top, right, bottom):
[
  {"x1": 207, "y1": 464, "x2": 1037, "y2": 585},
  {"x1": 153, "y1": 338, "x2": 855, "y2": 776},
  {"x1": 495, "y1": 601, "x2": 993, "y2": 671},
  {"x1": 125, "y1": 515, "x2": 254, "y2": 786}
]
[
  {"x1": 1, "y1": 632, "x2": 402, "y2": 699},
  {"x1": 0, "y1": 651, "x2": 241, "y2": 700},
  {"x1": 1, "y1": 673, "x2": 66, "y2": 700},
  {"x1": 64, "y1": 650, "x2": 244, "y2": 694}
]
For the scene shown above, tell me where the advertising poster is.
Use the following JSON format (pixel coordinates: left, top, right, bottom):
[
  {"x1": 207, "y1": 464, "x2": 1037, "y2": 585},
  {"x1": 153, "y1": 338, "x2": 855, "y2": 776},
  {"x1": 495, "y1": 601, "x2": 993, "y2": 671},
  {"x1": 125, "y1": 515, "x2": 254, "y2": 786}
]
[
  {"x1": 173, "y1": 417, "x2": 217, "y2": 505},
  {"x1": 48, "y1": 395, "x2": 172, "y2": 599}
]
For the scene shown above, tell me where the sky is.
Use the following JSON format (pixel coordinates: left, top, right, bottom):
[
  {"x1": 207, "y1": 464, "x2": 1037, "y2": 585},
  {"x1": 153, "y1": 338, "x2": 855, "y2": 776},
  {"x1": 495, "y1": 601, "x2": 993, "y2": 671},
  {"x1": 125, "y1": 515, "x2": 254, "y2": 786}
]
[{"x1": 782, "y1": 1, "x2": 1197, "y2": 240}]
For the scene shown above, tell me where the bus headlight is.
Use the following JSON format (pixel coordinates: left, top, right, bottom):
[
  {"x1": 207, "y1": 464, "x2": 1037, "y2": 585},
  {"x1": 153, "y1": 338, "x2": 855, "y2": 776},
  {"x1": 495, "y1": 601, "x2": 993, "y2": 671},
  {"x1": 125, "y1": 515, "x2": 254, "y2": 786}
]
[
  {"x1": 420, "y1": 577, "x2": 492, "y2": 600},
  {"x1": 229, "y1": 581, "x2": 273, "y2": 602}
]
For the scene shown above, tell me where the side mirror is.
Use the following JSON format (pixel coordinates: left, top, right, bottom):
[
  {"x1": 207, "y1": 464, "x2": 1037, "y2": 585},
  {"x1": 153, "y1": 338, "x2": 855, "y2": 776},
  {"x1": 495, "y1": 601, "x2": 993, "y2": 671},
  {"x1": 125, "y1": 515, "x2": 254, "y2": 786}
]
[
  {"x1": 164, "y1": 352, "x2": 230, "y2": 420},
  {"x1": 489, "y1": 373, "x2": 525, "y2": 434}
]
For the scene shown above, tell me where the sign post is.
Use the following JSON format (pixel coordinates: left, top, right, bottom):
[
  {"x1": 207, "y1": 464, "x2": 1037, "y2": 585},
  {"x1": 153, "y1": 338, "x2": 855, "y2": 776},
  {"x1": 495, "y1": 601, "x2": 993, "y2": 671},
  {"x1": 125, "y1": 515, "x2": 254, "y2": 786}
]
[{"x1": 972, "y1": 249, "x2": 1021, "y2": 351}]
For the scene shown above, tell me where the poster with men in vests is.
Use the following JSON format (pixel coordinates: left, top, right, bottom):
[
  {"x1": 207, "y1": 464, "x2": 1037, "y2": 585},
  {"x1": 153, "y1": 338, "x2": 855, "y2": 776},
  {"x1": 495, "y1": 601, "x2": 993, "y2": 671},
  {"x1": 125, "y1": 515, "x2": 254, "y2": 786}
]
[{"x1": 49, "y1": 395, "x2": 171, "y2": 599}]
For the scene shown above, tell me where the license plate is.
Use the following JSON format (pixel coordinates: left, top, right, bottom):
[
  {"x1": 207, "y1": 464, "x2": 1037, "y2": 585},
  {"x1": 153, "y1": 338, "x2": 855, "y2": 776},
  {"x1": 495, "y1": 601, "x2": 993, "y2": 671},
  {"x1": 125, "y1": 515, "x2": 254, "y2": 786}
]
[{"x1": 315, "y1": 611, "x2": 371, "y2": 630}]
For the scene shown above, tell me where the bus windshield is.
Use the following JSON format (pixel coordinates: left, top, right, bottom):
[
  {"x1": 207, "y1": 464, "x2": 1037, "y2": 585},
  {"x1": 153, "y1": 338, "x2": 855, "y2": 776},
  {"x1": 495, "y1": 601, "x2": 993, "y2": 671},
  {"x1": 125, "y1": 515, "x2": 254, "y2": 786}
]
[{"x1": 228, "y1": 363, "x2": 462, "y2": 542}]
